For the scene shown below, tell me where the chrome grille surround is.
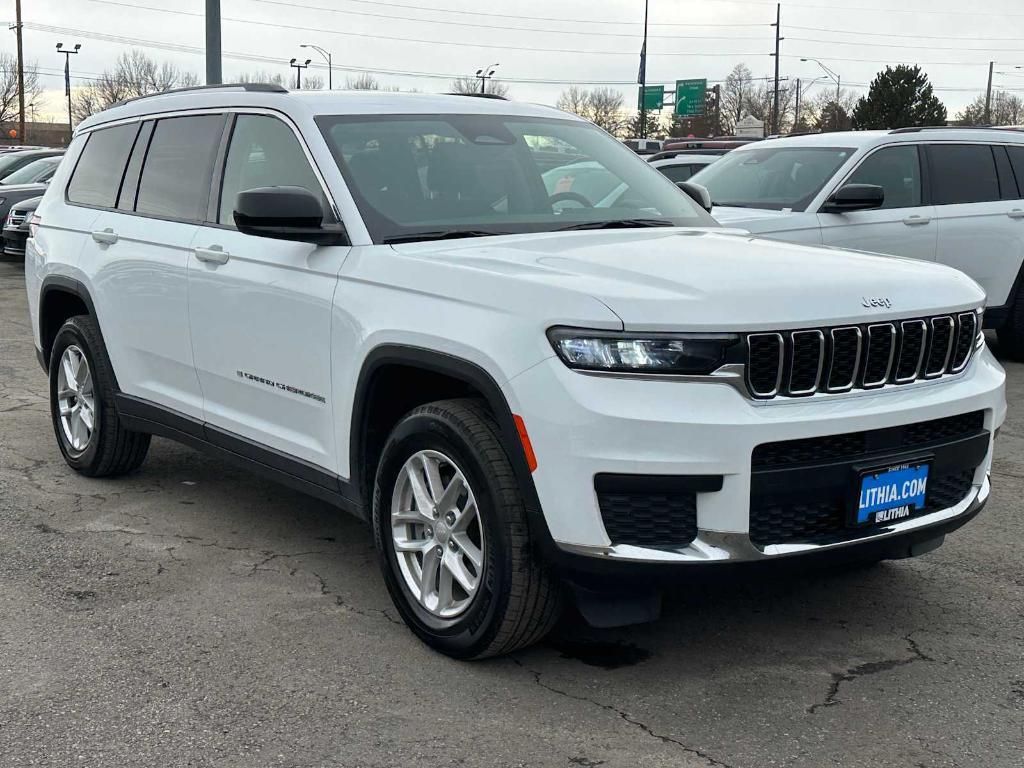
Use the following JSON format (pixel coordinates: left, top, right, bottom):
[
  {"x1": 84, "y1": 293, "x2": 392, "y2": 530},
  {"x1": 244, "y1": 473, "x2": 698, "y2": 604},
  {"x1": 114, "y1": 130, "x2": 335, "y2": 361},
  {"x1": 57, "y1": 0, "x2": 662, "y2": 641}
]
[{"x1": 744, "y1": 312, "x2": 981, "y2": 400}]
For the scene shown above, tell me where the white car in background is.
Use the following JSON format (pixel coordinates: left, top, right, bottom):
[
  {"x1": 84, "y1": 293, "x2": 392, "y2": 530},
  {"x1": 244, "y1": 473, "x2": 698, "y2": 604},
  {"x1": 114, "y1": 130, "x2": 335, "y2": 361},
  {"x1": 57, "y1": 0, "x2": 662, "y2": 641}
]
[
  {"x1": 690, "y1": 129, "x2": 1024, "y2": 355},
  {"x1": 648, "y1": 153, "x2": 719, "y2": 184}
]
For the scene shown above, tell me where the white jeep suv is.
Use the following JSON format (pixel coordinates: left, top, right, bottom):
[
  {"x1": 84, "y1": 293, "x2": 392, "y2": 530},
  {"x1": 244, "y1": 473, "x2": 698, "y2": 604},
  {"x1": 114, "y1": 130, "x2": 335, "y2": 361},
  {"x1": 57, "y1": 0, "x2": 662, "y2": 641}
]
[
  {"x1": 25, "y1": 86, "x2": 1006, "y2": 658},
  {"x1": 691, "y1": 128, "x2": 1024, "y2": 355}
]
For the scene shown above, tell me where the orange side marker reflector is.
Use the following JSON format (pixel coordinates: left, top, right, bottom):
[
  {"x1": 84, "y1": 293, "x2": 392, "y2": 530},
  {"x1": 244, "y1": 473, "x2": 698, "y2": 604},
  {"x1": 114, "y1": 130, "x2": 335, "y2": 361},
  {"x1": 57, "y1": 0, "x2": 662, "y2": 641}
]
[{"x1": 513, "y1": 414, "x2": 538, "y2": 473}]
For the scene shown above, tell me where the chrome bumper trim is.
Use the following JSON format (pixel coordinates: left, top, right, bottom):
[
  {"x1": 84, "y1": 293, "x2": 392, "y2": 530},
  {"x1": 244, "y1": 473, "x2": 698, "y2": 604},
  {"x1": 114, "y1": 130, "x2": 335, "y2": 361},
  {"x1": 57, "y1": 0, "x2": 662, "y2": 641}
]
[{"x1": 558, "y1": 474, "x2": 989, "y2": 564}]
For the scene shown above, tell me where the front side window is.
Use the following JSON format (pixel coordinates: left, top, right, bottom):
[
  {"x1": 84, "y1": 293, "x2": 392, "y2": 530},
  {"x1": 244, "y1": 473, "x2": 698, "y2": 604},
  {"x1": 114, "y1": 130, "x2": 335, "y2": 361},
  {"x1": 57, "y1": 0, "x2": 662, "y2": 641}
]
[
  {"x1": 219, "y1": 114, "x2": 334, "y2": 226},
  {"x1": 844, "y1": 145, "x2": 922, "y2": 210},
  {"x1": 691, "y1": 146, "x2": 855, "y2": 211},
  {"x1": 135, "y1": 114, "x2": 224, "y2": 221},
  {"x1": 316, "y1": 113, "x2": 713, "y2": 243},
  {"x1": 929, "y1": 144, "x2": 1000, "y2": 206},
  {"x1": 67, "y1": 124, "x2": 139, "y2": 207}
]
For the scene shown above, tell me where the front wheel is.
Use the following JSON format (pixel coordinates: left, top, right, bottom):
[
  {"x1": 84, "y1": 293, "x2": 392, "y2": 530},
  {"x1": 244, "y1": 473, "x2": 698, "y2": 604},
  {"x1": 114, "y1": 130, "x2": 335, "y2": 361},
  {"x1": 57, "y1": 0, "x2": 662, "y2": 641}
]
[{"x1": 372, "y1": 399, "x2": 562, "y2": 659}]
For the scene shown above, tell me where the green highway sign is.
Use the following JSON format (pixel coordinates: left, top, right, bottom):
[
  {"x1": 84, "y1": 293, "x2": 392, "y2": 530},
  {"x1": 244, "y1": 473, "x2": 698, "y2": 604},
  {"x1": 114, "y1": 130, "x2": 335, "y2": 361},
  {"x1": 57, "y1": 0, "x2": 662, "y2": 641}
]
[
  {"x1": 638, "y1": 85, "x2": 665, "y2": 111},
  {"x1": 675, "y1": 78, "x2": 707, "y2": 117}
]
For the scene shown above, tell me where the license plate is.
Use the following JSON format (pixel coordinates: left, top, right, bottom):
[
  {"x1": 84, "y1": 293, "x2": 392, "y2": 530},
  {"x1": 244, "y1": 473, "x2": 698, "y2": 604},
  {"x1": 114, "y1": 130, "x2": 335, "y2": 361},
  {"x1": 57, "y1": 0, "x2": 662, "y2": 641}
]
[{"x1": 855, "y1": 462, "x2": 930, "y2": 526}]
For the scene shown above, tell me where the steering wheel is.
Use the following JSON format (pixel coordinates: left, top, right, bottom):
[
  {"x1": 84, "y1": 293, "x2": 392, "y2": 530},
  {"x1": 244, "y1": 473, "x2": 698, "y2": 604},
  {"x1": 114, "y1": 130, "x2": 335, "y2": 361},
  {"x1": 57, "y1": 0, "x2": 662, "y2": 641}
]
[{"x1": 548, "y1": 191, "x2": 594, "y2": 209}]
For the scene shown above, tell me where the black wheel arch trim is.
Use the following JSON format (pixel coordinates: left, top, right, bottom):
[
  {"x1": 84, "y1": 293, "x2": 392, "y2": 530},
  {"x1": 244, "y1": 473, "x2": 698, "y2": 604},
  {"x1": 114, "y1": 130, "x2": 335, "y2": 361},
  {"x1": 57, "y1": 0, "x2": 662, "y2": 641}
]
[
  {"x1": 38, "y1": 275, "x2": 116, "y2": 383},
  {"x1": 350, "y1": 344, "x2": 557, "y2": 553}
]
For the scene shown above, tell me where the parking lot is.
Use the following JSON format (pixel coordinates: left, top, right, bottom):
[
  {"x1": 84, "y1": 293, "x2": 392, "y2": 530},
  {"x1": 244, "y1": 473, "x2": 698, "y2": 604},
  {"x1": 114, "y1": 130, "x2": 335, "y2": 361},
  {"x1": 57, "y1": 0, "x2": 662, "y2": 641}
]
[{"x1": 0, "y1": 256, "x2": 1022, "y2": 767}]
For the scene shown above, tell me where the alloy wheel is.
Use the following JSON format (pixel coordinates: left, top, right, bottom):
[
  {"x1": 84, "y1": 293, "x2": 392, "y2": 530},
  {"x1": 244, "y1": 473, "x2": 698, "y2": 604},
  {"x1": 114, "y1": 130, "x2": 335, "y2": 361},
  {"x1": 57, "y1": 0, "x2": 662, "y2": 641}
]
[{"x1": 56, "y1": 344, "x2": 96, "y2": 455}]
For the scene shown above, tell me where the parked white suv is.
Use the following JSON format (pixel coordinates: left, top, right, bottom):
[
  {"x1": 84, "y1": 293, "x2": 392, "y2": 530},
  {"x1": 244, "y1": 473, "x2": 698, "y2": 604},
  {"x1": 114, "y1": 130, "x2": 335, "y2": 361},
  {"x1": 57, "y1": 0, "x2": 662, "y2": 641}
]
[
  {"x1": 691, "y1": 128, "x2": 1024, "y2": 355},
  {"x1": 25, "y1": 87, "x2": 1006, "y2": 658}
]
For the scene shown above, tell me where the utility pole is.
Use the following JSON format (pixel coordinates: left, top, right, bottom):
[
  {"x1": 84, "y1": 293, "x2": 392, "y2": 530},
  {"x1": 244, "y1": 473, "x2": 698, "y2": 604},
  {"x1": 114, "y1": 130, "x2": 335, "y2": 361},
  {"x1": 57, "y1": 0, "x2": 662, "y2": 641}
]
[
  {"x1": 771, "y1": 3, "x2": 782, "y2": 135},
  {"x1": 290, "y1": 58, "x2": 310, "y2": 89},
  {"x1": 713, "y1": 83, "x2": 722, "y2": 136},
  {"x1": 56, "y1": 43, "x2": 80, "y2": 145},
  {"x1": 793, "y1": 78, "x2": 801, "y2": 132},
  {"x1": 984, "y1": 61, "x2": 994, "y2": 124},
  {"x1": 205, "y1": 0, "x2": 222, "y2": 84},
  {"x1": 14, "y1": 0, "x2": 25, "y2": 144}
]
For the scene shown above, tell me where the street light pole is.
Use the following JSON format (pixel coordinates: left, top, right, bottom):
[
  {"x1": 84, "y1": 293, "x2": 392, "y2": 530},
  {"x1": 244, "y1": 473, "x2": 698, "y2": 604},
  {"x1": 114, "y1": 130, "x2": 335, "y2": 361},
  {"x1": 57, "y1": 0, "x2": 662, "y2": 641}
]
[
  {"x1": 205, "y1": 0, "x2": 222, "y2": 85},
  {"x1": 301, "y1": 43, "x2": 332, "y2": 89},
  {"x1": 56, "y1": 43, "x2": 80, "y2": 146},
  {"x1": 802, "y1": 57, "x2": 842, "y2": 131},
  {"x1": 289, "y1": 58, "x2": 311, "y2": 89},
  {"x1": 475, "y1": 62, "x2": 499, "y2": 94}
]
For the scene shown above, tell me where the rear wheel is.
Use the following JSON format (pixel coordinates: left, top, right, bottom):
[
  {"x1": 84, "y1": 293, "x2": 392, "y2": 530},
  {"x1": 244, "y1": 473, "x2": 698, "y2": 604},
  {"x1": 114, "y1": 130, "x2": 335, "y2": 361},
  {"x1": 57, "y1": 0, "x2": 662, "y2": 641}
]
[
  {"x1": 373, "y1": 399, "x2": 562, "y2": 659},
  {"x1": 48, "y1": 315, "x2": 150, "y2": 477}
]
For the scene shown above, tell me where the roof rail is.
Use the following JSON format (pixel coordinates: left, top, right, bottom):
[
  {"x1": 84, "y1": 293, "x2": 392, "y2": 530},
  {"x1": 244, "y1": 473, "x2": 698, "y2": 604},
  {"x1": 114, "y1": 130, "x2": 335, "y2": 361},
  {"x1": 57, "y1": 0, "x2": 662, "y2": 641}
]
[
  {"x1": 889, "y1": 125, "x2": 1017, "y2": 134},
  {"x1": 111, "y1": 82, "x2": 288, "y2": 108},
  {"x1": 445, "y1": 92, "x2": 508, "y2": 100}
]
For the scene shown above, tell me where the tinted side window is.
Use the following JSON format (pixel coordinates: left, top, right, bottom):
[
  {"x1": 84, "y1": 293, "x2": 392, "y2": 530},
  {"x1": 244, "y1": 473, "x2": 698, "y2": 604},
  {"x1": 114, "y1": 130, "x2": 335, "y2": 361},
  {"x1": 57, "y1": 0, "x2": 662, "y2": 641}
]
[
  {"x1": 929, "y1": 144, "x2": 1000, "y2": 205},
  {"x1": 219, "y1": 115, "x2": 334, "y2": 225},
  {"x1": 117, "y1": 121, "x2": 154, "y2": 212},
  {"x1": 846, "y1": 145, "x2": 921, "y2": 210},
  {"x1": 1007, "y1": 146, "x2": 1024, "y2": 198},
  {"x1": 136, "y1": 115, "x2": 224, "y2": 221},
  {"x1": 67, "y1": 123, "x2": 140, "y2": 207},
  {"x1": 660, "y1": 164, "x2": 694, "y2": 183}
]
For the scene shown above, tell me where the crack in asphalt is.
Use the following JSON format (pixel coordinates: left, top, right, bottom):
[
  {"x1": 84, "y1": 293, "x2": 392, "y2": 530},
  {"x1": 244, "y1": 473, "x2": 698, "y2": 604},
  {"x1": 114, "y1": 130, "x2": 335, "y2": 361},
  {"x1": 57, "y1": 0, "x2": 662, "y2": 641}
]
[
  {"x1": 509, "y1": 658, "x2": 735, "y2": 768},
  {"x1": 312, "y1": 571, "x2": 402, "y2": 626},
  {"x1": 807, "y1": 635, "x2": 934, "y2": 715}
]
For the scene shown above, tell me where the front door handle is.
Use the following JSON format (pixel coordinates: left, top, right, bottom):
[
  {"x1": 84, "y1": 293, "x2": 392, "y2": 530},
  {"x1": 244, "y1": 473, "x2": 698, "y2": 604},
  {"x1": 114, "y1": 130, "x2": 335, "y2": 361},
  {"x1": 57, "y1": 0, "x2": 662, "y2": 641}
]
[
  {"x1": 902, "y1": 216, "x2": 930, "y2": 226},
  {"x1": 90, "y1": 228, "x2": 118, "y2": 244},
  {"x1": 1009, "y1": 209, "x2": 1024, "y2": 220},
  {"x1": 194, "y1": 246, "x2": 230, "y2": 265}
]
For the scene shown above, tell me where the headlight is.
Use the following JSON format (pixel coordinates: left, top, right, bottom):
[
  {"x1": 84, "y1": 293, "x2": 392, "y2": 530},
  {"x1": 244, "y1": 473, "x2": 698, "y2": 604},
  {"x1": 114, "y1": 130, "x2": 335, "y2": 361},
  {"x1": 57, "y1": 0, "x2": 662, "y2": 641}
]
[
  {"x1": 547, "y1": 327, "x2": 740, "y2": 375},
  {"x1": 976, "y1": 306, "x2": 985, "y2": 349}
]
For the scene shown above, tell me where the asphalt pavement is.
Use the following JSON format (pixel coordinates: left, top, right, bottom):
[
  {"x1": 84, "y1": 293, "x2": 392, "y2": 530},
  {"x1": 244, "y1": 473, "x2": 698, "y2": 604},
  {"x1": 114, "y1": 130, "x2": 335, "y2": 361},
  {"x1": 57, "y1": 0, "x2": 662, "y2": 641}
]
[{"x1": 1, "y1": 257, "x2": 1022, "y2": 768}]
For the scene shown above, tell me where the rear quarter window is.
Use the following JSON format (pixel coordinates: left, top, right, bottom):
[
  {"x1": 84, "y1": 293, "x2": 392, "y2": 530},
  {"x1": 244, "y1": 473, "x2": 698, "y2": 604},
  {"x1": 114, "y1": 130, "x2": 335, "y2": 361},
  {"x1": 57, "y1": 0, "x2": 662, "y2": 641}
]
[{"x1": 66, "y1": 123, "x2": 140, "y2": 207}]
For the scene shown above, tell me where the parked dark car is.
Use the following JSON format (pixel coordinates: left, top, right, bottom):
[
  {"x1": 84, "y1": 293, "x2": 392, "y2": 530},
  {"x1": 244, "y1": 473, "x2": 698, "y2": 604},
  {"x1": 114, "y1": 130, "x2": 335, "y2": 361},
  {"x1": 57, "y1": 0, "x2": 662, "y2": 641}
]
[
  {"x1": 0, "y1": 155, "x2": 62, "y2": 186},
  {"x1": 0, "y1": 149, "x2": 63, "y2": 181},
  {"x1": 0, "y1": 181, "x2": 50, "y2": 232},
  {"x1": 2, "y1": 194, "x2": 40, "y2": 258}
]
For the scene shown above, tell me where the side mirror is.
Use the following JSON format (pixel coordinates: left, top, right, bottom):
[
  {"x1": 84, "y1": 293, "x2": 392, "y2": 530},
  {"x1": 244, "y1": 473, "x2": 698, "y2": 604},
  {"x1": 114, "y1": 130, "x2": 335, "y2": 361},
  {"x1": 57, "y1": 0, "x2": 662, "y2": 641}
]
[
  {"x1": 820, "y1": 183, "x2": 884, "y2": 214},
  {"x1": 234, "y1": 186, "x2": 346, "y2": 245},
  {"x1": 676, "y1": 181, "x2": 712, "y2": 213}
]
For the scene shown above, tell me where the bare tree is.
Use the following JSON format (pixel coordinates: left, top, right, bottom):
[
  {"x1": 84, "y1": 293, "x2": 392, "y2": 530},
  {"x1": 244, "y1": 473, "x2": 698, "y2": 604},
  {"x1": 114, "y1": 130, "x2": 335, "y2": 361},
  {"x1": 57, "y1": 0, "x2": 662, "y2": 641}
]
[
  {"x1": 0, "y1": 52, "x2": 42, "y2": 126},
  {"x1": 72, "y1": 50, "x2": 198, "y2": 122},
  {"x1": 720, "y1": 63, "x2": 755, "y2": 134},
  {"x1": 805, "y1": 87, "x2": 859, "y2": 132},
  {"x1": 957, "y1": 91, "x2": 1024, "y2": 126},
  {"x1": 449, "y1": 75, "x2": 510, "y2": 97},
  {"x1": 555, "y1": 86, "x2": 627, "y2": 136},
  {"x1": 297, "y1": 73, "x2": 324, "y2": 90},
  {"x1": 235, "y1": 70, "x2": 286, "y2": 86},
  {"x1": 342, "y1": 73, "x2": 398, "y2": 91}
]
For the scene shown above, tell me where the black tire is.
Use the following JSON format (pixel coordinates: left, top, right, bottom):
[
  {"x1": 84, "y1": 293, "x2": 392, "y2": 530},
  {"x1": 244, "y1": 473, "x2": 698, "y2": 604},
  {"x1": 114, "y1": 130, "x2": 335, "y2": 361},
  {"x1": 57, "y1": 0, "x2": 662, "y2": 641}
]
[
  {"x1": 48, "y1": 315, "x2": 151, "y2": 477},
  {"x1": 372, "y1": 398, "x2": 562, "y2": 659},
  {"x1": 997, "y1": 298, "x2": 1024, "y2": 360}
]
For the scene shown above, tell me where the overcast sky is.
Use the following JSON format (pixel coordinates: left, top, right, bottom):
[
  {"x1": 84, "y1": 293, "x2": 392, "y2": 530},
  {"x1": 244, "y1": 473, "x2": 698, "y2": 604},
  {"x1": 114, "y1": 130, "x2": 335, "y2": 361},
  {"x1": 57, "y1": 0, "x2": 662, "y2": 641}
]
[{"x1": 9, "y1": 0, "x2": 1024, "y2": 122}]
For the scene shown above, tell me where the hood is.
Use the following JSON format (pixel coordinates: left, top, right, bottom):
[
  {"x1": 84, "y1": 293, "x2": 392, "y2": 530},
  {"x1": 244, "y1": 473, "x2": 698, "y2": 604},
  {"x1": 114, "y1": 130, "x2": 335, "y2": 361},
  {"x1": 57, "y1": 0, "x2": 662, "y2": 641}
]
[{"x1": 399, "y1": 228, "x2": 984, "y2": 332}]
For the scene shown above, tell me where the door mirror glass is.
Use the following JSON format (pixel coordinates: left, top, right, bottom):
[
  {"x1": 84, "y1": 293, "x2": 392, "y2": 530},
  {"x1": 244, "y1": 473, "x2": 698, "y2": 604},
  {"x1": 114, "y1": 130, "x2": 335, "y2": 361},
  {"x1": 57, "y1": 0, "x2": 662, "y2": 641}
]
[
  {"x1": 234, "y1": 186, "x2": 345, "y2": 244},
  {"x1": 820, "y1": 183, "x2": 884, "y2": 213},
  {"x1": 676, "y1": 180, "x2": 712, "y2": 212}
]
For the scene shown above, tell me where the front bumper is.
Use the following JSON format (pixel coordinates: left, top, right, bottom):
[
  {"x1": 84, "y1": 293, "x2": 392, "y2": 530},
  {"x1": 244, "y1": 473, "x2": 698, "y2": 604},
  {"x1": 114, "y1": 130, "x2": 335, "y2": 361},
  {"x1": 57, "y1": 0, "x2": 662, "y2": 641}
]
[{"x1": 506, "y1": 345, "x2": 1005, "y2": 565}]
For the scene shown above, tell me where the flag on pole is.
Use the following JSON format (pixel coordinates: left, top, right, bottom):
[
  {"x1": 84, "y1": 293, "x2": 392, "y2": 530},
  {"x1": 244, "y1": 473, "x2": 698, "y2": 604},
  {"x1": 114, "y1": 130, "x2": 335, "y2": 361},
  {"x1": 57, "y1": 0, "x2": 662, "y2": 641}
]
[{"x1": 637, "y1": 41, "x2": 647, "y2": 85}]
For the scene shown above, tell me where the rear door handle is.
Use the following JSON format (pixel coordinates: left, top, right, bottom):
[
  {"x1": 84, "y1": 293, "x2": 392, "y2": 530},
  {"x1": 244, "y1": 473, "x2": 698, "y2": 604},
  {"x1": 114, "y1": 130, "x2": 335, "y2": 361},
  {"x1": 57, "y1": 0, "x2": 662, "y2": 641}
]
[
  {"x1": 193, "y1": 246, "x2": 230, "y2": 265},
  {"x1": 902, "y1": 216, "x2": 930, "y2": 226},
  {"x1": 90, "y1": 228, "x2": 118, "y2": 244},
  {"x1": 1009, "y1": 209, "x2": 1024, "y2": 220}
]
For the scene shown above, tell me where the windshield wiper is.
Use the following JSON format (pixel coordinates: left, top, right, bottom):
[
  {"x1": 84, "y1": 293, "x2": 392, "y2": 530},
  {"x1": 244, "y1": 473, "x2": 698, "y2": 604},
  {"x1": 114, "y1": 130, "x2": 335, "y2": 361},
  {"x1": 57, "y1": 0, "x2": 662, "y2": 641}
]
[
  {"x1": 554, "y1": 218, "x2": 675, "y2": 232},
  {"x1": 383, "y1": 229, "x2": 510, "y2": 244}
]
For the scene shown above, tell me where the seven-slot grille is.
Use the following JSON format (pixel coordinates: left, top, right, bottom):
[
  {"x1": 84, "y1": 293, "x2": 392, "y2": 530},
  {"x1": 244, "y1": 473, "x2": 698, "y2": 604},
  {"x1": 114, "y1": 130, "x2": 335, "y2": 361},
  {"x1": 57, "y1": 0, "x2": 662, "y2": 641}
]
[{"x1": 745, "y1": 312, "x2": 979, "y2": 399}]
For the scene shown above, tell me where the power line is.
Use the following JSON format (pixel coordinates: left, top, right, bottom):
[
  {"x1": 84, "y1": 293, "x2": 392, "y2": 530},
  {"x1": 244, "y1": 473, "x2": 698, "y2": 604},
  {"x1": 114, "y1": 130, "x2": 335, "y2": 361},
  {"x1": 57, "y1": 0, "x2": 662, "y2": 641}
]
[
  {"x1": 82, "y1": 1, "x2": 772, "y2": 56},
  {"x1": 699, "y1": 0, "x2": 1024, "y2": 17},
  {"x1": 788, "y1": 25, "x2": 1024, "y2": 42},
  {"x1": 240, "y1": 0, "x2": 772, "y2": 28},
  {"x1": 789, "y1": 36, "x2": 1024, "y2": 54}
]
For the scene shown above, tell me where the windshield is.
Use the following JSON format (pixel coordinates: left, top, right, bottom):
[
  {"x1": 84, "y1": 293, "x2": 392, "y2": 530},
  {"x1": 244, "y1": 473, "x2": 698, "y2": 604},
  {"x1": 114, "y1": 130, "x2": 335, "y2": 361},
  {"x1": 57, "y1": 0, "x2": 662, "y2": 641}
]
[
  {"x1": 316, "y1": 114, "x2": 715, "y2": 243},
  {"x1": 2, "y1": 156, "x2": 60, "y2": 185},
  {"x1": 0, "y1": 152, "x2": 41, "y2": 180},
  {"x1": 691, "y1": 145, "x2": 854, "y2": 211}
]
